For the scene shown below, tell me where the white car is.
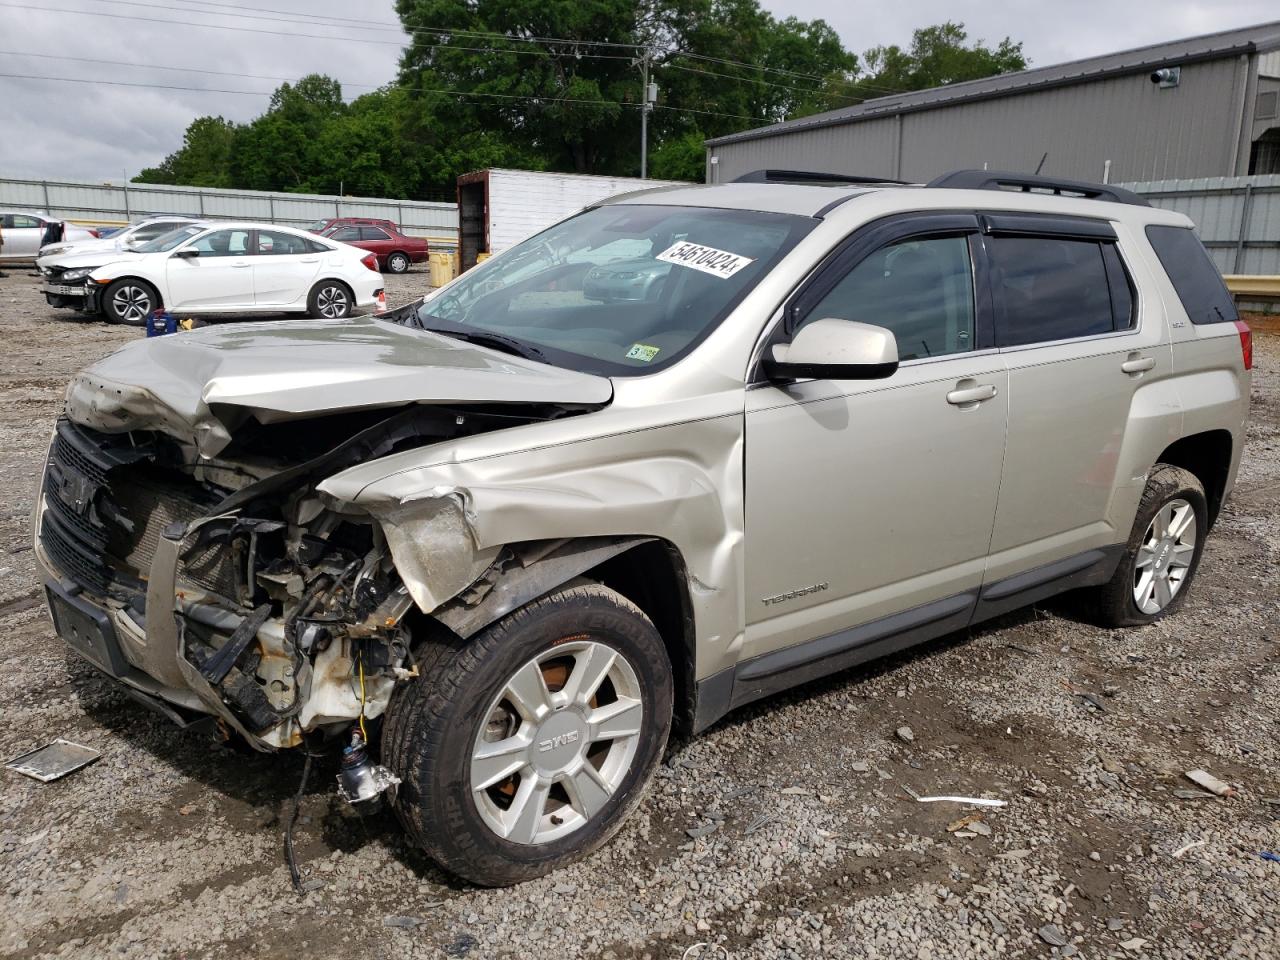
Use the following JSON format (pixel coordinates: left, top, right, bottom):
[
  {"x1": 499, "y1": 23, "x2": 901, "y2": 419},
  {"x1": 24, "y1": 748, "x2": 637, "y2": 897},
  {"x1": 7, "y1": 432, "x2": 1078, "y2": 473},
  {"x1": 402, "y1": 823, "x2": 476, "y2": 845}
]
[
  {"x1": 38, "y1": 215, "x2": 204, "y2": 262},
  {"x1": 77, "y1": 222, "x2": 385, "y2": 325},
  {"x1": 1, "y1": 211, "x2": 97, "y2": 262}
]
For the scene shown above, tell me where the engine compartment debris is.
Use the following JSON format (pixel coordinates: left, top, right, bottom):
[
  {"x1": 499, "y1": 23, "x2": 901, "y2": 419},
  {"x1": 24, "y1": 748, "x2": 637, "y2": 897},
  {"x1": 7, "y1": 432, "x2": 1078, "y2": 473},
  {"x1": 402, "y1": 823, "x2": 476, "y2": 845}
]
[{"x1": 5, "y1": 739, "x2": 101, "y2": 782}]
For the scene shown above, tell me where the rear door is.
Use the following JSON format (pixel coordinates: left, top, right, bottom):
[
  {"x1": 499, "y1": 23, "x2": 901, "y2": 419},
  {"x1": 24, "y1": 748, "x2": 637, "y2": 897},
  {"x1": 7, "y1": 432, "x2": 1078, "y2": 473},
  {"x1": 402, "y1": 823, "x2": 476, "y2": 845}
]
[
  {"x1": 981, "y1": 213, "x2": 1170, "y2": 584},
  {"x1": 252, "y1": 229, "x2": 322, "y2": 307},
  {"x1": 165, "y1": 227, "x2": 254, "y2": 309},
  {"x1": 359, "y1": 226, "x2": 394, "y2": 260}
]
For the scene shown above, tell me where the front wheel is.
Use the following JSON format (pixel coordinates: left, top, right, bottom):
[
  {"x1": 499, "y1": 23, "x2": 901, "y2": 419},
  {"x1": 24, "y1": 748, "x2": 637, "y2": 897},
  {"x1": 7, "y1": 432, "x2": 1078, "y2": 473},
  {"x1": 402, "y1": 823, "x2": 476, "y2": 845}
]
[
  {"x1": 103, "y1": 279, "x2": 159, "y2": 326},
  {"x1": 307, "y1": 280, "x2": 353, "y2": 319},
  {"x1": 382, "y1": 583, "x2": 673, "y2": 886},
  {"x1": 1088, "y1": 464, "x2": 1208, "y2": 627},
  {"x1": 386, "y1": 251, "x2": 410, "y2": 274}
]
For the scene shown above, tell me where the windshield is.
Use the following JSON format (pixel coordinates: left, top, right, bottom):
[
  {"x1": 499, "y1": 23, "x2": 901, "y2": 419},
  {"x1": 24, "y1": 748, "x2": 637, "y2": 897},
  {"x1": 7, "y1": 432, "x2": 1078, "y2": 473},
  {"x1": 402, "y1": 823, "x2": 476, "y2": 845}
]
[
  {"x1": 412, "y1": 204, "x2": 813, "y2": 375},
  {"x1": 136, "y1": 225, "x2": 204, "y2": 253},
  {"x1": 306, "y1": 219, "x2": 327, "y2": 232}
]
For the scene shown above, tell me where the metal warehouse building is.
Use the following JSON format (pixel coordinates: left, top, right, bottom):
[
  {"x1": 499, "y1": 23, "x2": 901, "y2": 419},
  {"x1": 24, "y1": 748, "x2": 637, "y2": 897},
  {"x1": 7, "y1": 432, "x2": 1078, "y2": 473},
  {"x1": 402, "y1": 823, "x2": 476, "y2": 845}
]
[{"x1": 705, "y1": 22, "x2": 1280, "y2": 185}]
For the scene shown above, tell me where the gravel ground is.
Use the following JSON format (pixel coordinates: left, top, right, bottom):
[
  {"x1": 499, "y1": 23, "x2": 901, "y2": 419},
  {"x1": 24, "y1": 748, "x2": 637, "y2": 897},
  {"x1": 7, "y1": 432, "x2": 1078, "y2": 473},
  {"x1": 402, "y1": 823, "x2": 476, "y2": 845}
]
[{"x1": 0, "y1": 266, "x2": 1276, "y2": 960}]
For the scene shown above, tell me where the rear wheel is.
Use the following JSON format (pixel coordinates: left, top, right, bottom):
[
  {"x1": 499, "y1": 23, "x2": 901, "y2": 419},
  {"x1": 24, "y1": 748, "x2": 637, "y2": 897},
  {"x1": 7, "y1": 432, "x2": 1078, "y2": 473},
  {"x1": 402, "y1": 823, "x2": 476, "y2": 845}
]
[
  {"x1": 1088, "y1": 464, "x2": 1207, "y2": 627},
  {"x1": 307, "y1": 280, "x2": 352, "y2": 319},
  {"x1": 386, "y1": 251, "x2": 410, "y2": 274},
  {"x1": 103, "y1": 279, "x2": 159, "y2": 326},
  {"x1": 382, "y1": 583, "x2": 673, "y2": 886}
]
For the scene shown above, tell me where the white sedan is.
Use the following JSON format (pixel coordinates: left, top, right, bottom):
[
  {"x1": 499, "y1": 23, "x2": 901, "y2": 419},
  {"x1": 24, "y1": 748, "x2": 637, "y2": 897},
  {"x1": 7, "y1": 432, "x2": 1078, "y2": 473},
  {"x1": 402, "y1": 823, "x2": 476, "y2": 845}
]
[{"x1": 80, "y1": 222, "x2": 384, "y2": 325}]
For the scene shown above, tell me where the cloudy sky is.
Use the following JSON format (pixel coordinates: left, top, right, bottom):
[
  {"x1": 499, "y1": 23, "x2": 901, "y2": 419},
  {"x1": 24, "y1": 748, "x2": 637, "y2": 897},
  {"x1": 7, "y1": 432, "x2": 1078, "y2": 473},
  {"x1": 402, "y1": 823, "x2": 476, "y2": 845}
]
[{"x1": 0, "y1": 0, "x2": 1276, "y2": 183}]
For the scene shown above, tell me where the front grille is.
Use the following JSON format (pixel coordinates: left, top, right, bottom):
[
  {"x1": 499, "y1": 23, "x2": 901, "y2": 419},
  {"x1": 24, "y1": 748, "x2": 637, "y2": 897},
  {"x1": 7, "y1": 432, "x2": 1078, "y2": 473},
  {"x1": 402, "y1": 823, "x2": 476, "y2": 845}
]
[{"x1": 40, "y1": 419, "x2": 236, "y2": 600}]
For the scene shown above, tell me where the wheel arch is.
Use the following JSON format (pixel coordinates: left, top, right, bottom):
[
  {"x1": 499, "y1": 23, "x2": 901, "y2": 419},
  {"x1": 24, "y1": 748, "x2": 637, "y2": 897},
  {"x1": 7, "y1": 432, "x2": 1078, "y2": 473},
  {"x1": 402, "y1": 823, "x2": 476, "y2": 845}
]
[
  {"x1": 428, "y1": 536, "x2": 698, "y2": 735},
  {"x1": 102, "y1": 275, "x2": 164, "y2": 304},
  {"x1": 1154, "y1": 429, "x2": 1233, "y2": 527}
]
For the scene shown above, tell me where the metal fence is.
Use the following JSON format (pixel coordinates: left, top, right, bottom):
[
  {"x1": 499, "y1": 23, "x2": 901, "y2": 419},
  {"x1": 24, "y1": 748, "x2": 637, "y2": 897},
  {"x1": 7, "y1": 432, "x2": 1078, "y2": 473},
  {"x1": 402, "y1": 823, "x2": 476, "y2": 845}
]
[
  {"x1": 1121, "y1": 174, "x2": 1280, "y2": 277},
  {"x1": 0, "y1": 177, "x2": 459, "y2": 245}
]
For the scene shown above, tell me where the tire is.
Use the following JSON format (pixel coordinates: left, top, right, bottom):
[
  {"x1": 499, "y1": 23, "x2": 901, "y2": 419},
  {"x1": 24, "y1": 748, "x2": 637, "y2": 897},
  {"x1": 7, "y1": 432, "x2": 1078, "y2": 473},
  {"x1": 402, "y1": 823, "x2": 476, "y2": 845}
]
[
  {"x1": 307, "y1": 280, "x2": 353, "y2": 319},
  {"x1": 102, "y1": 278, "x2": 159, "y2": 326},
  {"x1": 1088, "y1": 464, "x2": 1208, "y2": 627},
  {"x1": 386, "y1": 251, "x2": 410, "y2": 274},
  {"x1": 383, "y1": 582, "x2": 673, "y2": 886}
]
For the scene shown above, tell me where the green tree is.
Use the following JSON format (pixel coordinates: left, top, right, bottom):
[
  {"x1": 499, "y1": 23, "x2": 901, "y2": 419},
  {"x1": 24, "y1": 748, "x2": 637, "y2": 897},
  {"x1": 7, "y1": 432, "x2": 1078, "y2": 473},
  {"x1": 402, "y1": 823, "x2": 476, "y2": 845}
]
[
  {"x1": 134, "y1": 116, "x2": 237, "y2": 187},
  {"x1": 849, "y1": 22, "x2": 1026, "y2": 104}
]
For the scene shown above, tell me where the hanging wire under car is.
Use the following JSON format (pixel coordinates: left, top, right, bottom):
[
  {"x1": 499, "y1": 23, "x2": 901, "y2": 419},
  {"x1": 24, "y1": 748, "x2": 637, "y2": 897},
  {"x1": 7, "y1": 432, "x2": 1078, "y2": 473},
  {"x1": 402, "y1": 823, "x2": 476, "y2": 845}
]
[{"x1": 284, "y1": 751, "x2": 313, "y2": 894}]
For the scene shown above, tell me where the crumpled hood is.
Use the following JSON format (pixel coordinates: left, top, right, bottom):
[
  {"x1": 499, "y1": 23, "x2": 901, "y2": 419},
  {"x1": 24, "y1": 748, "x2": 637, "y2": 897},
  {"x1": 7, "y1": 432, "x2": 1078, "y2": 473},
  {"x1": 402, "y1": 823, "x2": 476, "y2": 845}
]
[
  {"x1": 65, "y1": 316, "x2": 613, "y2": 457},
  {"x1": 39, "y1": 247, "x2": 141, "y2": 271}
]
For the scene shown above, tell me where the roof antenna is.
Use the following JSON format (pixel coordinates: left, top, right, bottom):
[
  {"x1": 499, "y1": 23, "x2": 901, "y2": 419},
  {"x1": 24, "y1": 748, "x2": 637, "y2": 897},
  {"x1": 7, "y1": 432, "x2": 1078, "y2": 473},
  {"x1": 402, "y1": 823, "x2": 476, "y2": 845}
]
[{"x1": 1034, "y1": 152, "x2": 1048, "y2": 175}]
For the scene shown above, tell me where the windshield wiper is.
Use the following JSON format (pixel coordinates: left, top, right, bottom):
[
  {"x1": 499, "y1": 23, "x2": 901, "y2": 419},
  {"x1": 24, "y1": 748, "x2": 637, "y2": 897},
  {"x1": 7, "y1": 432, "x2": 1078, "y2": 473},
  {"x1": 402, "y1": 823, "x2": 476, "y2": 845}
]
[{"x1": 418, "y1": 324, "x2": 548, "y2": 363}]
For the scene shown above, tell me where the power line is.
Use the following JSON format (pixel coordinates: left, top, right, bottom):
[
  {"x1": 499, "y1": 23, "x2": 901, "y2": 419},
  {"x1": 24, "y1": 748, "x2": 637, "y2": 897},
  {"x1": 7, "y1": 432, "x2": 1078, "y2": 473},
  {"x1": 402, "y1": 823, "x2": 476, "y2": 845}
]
[
  {"x1": 71, "y1": 0, "x2": 905, "y2": 98},
  {"x1": 0, "y1": 71, "x2": 766, "y2": 123}
]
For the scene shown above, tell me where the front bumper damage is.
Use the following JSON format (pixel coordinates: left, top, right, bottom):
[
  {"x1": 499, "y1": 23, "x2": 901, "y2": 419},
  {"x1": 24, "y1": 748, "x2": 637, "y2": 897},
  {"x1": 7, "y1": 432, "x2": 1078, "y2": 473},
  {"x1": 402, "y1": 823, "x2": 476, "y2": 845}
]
[{"x1": 34, "y1": 413, "x2": 506, "y2": 751}]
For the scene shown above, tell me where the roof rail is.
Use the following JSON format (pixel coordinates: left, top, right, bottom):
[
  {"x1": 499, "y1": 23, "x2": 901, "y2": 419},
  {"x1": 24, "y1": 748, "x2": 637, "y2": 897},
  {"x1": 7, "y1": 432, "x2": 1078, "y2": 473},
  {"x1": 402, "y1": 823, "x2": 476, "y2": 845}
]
[
  {"x1": 926, "y1": 169, "x2": 1150, "y2": 207},
  {"x1": 732, "y1": 169, "x2": 909, "y2": 186}
]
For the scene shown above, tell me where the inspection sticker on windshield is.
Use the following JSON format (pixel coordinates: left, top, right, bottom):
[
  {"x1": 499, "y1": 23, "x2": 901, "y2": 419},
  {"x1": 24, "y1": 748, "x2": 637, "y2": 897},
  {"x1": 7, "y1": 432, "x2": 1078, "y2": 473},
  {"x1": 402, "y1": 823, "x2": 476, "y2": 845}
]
[
  {"x1": 625, "y1": 343, "x2": 661, "y2": 362},
  {"x1": 656, "y1": 241, "x2": 755, "y2": 279}
]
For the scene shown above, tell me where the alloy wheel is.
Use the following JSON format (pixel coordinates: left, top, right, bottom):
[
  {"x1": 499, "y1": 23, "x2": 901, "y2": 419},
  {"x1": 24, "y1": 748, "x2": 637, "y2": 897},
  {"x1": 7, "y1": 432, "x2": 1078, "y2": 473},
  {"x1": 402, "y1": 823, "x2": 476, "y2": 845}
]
[
  {"x1": 470, "y1": 639, "x2": 643, "y2": 846},
  {"x1": 316, "y1": 285, "x2": 349, "y2": 318},
  {"x1": 111, "y1": 285, "x2": 151, "y2": 323},
  {"x1": 1133, "y1": 497, "x2": 1197, "y2": 614}
]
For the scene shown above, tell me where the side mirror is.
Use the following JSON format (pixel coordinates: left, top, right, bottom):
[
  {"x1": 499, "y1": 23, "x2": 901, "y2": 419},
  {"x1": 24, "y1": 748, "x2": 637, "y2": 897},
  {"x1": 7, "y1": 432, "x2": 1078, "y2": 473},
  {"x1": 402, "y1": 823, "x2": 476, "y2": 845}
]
[
  {"x1": 764, "y1": 318, "x2": 899, "y2": 381},
  {"x1": 172, "y1": 247, "x2": 200, "y2": 259}
]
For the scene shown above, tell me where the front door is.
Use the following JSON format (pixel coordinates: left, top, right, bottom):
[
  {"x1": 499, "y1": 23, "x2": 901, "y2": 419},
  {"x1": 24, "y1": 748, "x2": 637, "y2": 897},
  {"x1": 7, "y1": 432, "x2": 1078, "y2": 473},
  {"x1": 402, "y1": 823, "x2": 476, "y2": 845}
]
[
  {"x1": 743, "y1": 215, "x2": 1008, "y2": 663},
  {"x1": 165, "y1": 227, "x2": 255, "y2": 310}
]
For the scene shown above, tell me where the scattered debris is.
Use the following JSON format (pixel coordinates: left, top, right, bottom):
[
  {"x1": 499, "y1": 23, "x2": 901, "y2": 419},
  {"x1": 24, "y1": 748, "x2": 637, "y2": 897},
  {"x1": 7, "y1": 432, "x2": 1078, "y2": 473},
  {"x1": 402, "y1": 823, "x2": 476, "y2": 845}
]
[
  {"x1": 1038, "y1": 923, "x2": 1068, "y2": 947},
  {"x1": 682, "y1": 943, "x2": 730, "y2": 960},
  {"x1": 895, "y1": 726, "x2": 915, "y2": 743},
  {"x1": 383, "y1": 915, "x2": 424, "y2": 929},
  {"x1": 780, "y1": 786, "x2": 810, "y2": 796},
  {"x1": 1119, "y1": 937, "x2": 1148, "y2": 951},
  {"x1": 1005, "y1": 643, "x2": 1039, "y2": 656},
  {"x1": 915, "y1": 795, "x2": 1007, "y2": 807},
  {"x1": 299, "y1": 878, "x2": 325, "y2": 893},
  {"x1": 947, "y1": 813, "x2": 982, "y2": 833},
  {"x1": 5, "y1": 739, "x2": 101, "y2": 783},
  {"x1": 1185, "y1": 769, "x2": 1236, "y2": 797},
  {"x1": 1172, "y1": 789, "x2": 1217, "y2": 801},
  {"x1": 744, "y1": 813, "x2": 776, "y2": 836},
  {"x1": 686, "y1": 822, "x2": 721, "y2": 840},
  {"x1": 178, "y1": 803, "x2": 198, "y2": 816},
  {"x1": 1107, "y1": 918, "x2": 1126, "y2": 931},
  {"x1": 1061, "y1": 679, "x2": 1109, "y2": 712},
  {"x1": 969, "y1": 821, "x2": 993, "y2": 837},
  {"x1": 850, "y1": 760, "x2": 871, "y2": 773},
  {"x1": 997, "y1": 849, "x2": 1032, "y2": 859},
  {"x1": 1259, "y1": 851, "x2": 1280, "y2": 864},
  {"x1": 1101, "y1": 756, "x2": 1126, "y2": 775},
  {"x1": 722, "y1": 785, "x2": 758, "y2": 801},
  {"x1": 1090, "y1": 852, "x2": 1103, "y2": 862},
  {"x1": 1172, "y1": 839, "x2": 1205, "y2": 859}
]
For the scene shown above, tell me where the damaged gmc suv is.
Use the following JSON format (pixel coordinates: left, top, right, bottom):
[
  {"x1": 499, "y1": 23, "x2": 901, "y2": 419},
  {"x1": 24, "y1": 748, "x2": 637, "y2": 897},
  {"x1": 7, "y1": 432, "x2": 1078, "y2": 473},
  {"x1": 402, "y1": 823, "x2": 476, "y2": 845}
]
[{"x1": 36, "y1": 170, "x2": 1251, "y2": 885}]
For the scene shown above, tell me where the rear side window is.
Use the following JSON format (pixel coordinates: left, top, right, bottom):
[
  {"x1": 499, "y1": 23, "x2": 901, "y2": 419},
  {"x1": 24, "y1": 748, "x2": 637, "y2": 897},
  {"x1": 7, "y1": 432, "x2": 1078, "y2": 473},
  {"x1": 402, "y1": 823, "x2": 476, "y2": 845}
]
[
  {"x1": 360, "y1": 227, "x2": 391, "y2": 241},
  {"x1": 988, "y1": 235, "x2": 1134, "y2": 346},
  {"x1": 1144, "y1": 225, "x2": 1238, "y2": 325}
]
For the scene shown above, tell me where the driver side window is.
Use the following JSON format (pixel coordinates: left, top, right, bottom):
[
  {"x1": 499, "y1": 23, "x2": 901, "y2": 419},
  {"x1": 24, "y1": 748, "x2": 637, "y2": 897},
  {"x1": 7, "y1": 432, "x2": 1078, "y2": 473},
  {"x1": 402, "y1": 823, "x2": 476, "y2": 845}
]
[{"x1": 800, "y1": 234, "x2": 976, "y2": 361}]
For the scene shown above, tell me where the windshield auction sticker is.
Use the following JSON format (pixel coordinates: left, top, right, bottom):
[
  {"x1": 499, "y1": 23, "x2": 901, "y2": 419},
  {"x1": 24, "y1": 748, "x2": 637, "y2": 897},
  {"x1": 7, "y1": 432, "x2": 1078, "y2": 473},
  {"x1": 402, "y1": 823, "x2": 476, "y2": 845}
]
[
  {"x1": 625, "y1": 343, "x2": 660, "y2": 362},
  {"x1": 656, "y1": 241, "x2": 755, "y2": 279}
]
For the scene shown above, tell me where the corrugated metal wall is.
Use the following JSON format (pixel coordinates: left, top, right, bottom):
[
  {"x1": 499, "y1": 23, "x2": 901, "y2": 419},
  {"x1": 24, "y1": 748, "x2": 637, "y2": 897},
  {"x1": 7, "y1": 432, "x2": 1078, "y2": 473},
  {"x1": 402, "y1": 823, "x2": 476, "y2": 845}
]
[
  {"x1": 0, "y1": 178, "x2": 459, "y2": 242},
  {"x1": 1120, "y1": 174, "x2": 1280, "y2": 276},
  {"x1": 710, "y1": 57, "x2": 1251, "y2": 184}
]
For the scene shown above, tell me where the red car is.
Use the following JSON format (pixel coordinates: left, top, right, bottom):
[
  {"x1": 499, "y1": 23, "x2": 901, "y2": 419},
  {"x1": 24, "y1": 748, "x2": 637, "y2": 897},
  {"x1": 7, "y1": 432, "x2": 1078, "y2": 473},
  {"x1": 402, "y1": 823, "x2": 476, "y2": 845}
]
[
  {"x1": 306, "y1": 216, "x2": 398, "y2": 235},
  {"x1": 320, "y1": 222, "x2": 429, "y2": 274}
]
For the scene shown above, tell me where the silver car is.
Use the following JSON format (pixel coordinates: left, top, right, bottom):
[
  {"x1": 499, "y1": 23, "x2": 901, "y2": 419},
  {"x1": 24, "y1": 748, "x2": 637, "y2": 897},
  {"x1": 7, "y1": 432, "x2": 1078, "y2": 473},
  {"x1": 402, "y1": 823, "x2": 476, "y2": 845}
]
[
  {"x1": 34, "y1": 170, "x2": 1251, "y2": 885},
  {"x1": 1, "y1": 210, "x2": 96, "y2": 261}
]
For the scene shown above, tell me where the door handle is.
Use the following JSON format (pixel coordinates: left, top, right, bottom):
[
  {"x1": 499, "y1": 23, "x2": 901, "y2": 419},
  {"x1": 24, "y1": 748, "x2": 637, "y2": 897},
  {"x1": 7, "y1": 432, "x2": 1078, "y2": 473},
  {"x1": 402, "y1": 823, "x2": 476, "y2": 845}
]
[
  {"x1": 231, "y1": 261, "x2": 251, "y2": 268},
  {"x1": 300, "y1": 257, "x2": 318, "y2": 263},
  {"x1": 1121, "y1": 354, "x2": 1155, "y2": 375},
  {"x1": 946, "y1": 382, "x2": 998, "y2": 406}
]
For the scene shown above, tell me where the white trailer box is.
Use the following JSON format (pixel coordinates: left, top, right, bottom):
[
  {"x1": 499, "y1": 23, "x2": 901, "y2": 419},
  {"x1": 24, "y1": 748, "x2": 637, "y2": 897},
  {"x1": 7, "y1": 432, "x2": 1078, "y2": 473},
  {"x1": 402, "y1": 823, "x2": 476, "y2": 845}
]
[{"x1": 456, "y1": 168, "x2": 687, "y2": 270}]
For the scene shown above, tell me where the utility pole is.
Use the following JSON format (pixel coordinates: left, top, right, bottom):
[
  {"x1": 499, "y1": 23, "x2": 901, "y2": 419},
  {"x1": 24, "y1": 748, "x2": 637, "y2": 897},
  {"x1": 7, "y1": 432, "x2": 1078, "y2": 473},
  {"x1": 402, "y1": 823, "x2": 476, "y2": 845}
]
[{"x1": 638, "y1": 49, "x2": 657, "y2": 178}]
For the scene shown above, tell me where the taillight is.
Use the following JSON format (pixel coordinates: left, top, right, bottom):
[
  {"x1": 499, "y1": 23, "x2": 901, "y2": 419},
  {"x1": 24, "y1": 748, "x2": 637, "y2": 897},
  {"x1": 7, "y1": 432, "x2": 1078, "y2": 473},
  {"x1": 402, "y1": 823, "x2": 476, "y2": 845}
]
[
  {"x1": 361, "y1": 253, "x2": 379, "y2": 272},
  {"x1": 1233, "y1": 319, "x2": 1252, "y2": 371},
  {"x1": 88, "y1": 229, "x2": 100, "y2": 238}
]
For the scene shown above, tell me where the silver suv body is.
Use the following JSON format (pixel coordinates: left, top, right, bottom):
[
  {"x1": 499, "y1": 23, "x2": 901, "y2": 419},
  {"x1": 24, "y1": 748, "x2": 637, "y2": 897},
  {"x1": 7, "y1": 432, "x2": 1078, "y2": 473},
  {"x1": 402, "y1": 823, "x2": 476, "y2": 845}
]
[{"x1": 34, "y1": 171, "x2": 1252, "y2": 885}]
